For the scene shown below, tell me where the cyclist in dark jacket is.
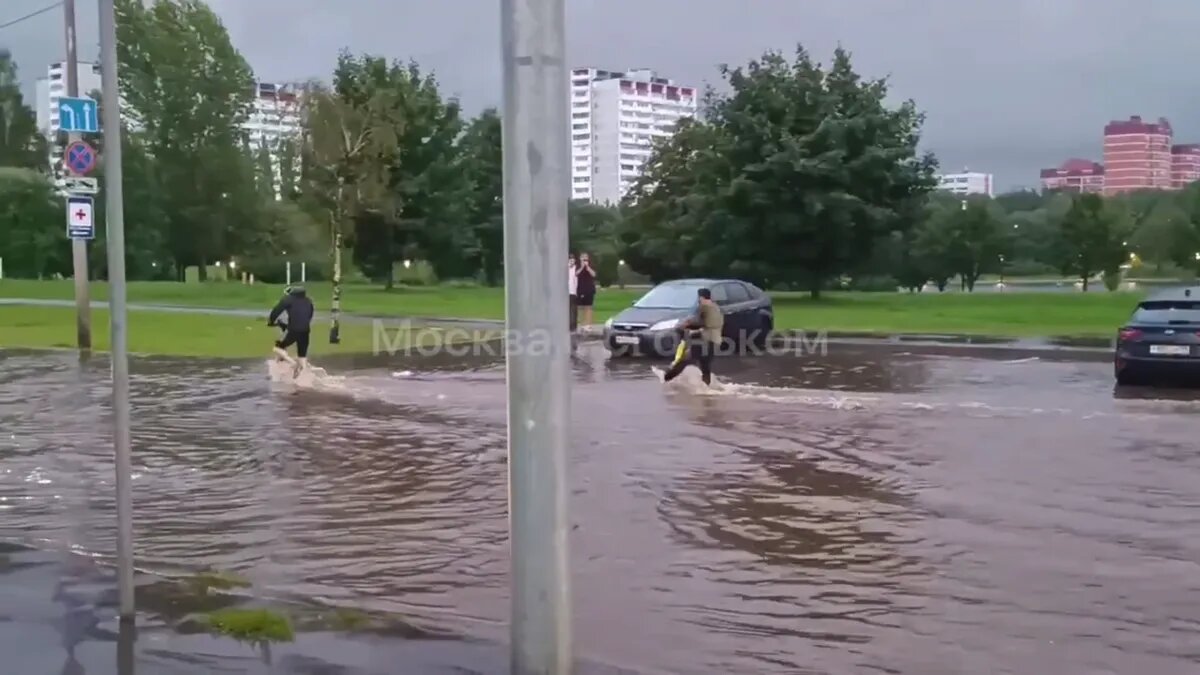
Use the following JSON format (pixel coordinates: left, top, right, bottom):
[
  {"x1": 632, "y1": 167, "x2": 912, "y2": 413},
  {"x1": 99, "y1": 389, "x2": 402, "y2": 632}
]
[{"x1": 268, "y1": 285, "x2": 314, "y2": 373}]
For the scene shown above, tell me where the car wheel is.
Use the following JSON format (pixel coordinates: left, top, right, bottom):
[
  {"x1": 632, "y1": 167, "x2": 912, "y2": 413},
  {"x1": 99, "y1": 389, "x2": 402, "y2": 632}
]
[
  {"x1": 1115, "y1": 365, "x2": 1138, "y2": 386},
  {"x1": 754, "y1": 316, "x2": 772, "y2": 349}
]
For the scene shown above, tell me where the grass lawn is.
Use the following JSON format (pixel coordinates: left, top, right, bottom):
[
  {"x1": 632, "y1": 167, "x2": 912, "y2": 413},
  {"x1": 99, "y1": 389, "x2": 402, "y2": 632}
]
[
  {"x1": 770, "y1": 292, "x2": 1140, "y2": 337},
  {"x1": 0, "y1": 306, "x2": 480, "y2": 358},
  {"x1": 0, "y1": 279, "x2": 1151, "y2": 344}
]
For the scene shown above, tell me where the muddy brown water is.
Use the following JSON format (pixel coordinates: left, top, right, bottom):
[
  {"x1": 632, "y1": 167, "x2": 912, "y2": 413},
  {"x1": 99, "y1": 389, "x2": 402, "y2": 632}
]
[{"x1": 2, "y1": 344, "x2": 1199, "y2": 674}]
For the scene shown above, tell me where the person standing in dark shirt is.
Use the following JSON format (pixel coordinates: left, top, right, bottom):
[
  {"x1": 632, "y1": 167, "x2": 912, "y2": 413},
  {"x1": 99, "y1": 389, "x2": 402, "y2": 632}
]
[
  {"x1": 576, "y1": 252, "x2": 597, "y2": 330},
  {"x1": 268, "y1": 285, "x2": 314, "y2": 375}
]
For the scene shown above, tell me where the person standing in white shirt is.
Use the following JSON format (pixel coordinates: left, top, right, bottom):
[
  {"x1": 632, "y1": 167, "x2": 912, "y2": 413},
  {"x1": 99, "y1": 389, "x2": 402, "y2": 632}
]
[{"x1": 568, "y1": 253, "x2": 579, "y2": 333}]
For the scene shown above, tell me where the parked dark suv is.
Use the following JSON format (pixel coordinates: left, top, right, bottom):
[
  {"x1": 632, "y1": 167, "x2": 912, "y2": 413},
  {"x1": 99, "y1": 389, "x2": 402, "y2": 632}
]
[{"x1": 1113, "y1": 286, "x2": 1200, "y2": 386}]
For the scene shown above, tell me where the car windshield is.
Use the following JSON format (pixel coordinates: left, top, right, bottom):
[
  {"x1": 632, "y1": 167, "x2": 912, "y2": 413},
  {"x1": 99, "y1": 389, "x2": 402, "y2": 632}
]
[
  {"x1": 633, "y1": 283, "x2": 703, "y2": 309},
  {"x1": 1132, "y1": 300, "x2": 1200, "y2": 324}
]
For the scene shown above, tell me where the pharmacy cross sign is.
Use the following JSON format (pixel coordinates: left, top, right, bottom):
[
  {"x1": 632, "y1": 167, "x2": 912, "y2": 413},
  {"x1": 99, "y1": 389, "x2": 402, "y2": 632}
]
[{"x1": 66, "y1": 195, "x2": 95, "y2": 240}]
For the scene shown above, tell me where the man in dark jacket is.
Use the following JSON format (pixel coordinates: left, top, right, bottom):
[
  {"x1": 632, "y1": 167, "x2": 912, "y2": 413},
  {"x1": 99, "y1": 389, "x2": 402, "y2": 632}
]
[{"x1": 268, "y1": 285, "x2": 315, "y2": 374}]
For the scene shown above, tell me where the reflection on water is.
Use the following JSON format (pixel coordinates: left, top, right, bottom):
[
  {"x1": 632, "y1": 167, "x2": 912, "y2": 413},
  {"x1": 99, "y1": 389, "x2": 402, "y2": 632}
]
[{"x1": 1, "y1": 345, "x2": 1199, "y2": 674}]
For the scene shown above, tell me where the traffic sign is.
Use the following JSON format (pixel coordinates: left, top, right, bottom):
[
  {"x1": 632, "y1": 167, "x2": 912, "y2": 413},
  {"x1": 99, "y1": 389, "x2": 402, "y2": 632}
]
[
  {"x1": 63, "y1": 141, "x2": 97, "y2": 176},
  {"x1": 63, "y1": 176, "x2": 99, "y2": 195},
  {"x1": 58, "y1": 96, "x2": 100, "y2": 134},
  {"x1": 66, "y1": 196, "x2": 95, "y2": 240}
]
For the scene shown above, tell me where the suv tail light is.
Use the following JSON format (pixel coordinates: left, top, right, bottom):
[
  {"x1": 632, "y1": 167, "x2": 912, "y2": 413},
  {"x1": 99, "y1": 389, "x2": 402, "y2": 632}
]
[{"x1": 1118, "y1": 328, "x2": 1143, "y2": 341}]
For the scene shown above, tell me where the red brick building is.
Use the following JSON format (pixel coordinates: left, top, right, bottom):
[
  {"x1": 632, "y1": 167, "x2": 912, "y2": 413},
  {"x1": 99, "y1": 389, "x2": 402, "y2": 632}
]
[
  {"x1": 1171, "y1": 144, "x2": 1200, "y2": 189},
  {"x1": 1040, "y1": 158, "x2": 1106, "y2": 193},
  {"x1": 1102, "y1": 116, "x2": 1173, "y2": 195}
]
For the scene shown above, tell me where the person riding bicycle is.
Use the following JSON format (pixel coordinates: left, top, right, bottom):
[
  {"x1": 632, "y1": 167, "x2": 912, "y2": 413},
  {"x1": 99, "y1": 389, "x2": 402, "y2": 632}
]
[{"x1": 268, "y1": 285, "x2": 314, "y2": 374}]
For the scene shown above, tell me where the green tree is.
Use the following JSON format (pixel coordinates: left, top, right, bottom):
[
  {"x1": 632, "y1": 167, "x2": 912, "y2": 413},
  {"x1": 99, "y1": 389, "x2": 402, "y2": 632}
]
[
  {"x1": 1054, "y1": 193, "x2": 1129, "y2": 291},
  {"x1": 0, "y1": 50, "x2": 45, "y2": 169},
  {"x1": 115, "y1": 0, "x2": 258, "y2": 278},
  {"x1": 0, "y1": 168, "x2": 66, "y2": 277},
  {"x1": 569, "y1": 202, "x2": 623, "y2": 287},
  {"x1": 326, "y1": 54, "x2": 469, "y2": 286},
  {"x1": 457, "y1": 108, "x2": 504, "y2": 285},
  {"x1": 299, "y1": 77, "x2": 398, "y2": 340},
  {"x1": 253, "y1": 140, "x2": 276, "y2": 201},
  {"x1": 623, "y1": 46, "x2": 937, "y2": 297},
  {"x1": 88, "y1": 126, "x2": 172, "y2": 280},
  {"x1": 1126, "y1": 195, "x2": 1194, "y2": 272},
  {"x1": 276, "y1": 137, "x2": 299, "y2": 200}
]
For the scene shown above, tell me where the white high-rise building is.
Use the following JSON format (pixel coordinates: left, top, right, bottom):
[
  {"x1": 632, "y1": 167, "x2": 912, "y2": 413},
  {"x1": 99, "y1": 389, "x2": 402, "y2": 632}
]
[
  {"x1": 937, "y1": 170, "x2": 994, "y2": 197},
  {"x1": 570, "y1": 67, "x2": 697, "y2": 204},
  {"x1": 35, "y1": 61, "x2": 104, "y2": 181},
  {"x1": 244, "y1": 81, "x2": 303, "y2": 198}
]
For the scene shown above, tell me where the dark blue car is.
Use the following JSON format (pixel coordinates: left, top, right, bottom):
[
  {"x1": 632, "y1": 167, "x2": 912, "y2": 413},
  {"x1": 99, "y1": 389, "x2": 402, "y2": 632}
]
[
  {"x1": 1114, "y1": 286, "x2": 1200, "y2": 386},
  {"x1": 602, "y1": 278, "x2": 774, "y2": 358}
]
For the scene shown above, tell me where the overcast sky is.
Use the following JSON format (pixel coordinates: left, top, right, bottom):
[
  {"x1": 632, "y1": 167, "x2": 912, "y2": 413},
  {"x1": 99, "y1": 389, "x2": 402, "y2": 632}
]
[{"x1": 4, "y1": 0, "x2": 1199, "y2": 190}]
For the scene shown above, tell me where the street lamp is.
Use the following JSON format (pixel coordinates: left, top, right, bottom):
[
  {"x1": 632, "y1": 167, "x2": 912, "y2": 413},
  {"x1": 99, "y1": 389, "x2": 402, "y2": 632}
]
[
  {"x1": 998, "y1": 255, "x2": 1006, "y2": 289},
  {"x1": 403, "y1": 259, "x2": 412, "y2": 269}
]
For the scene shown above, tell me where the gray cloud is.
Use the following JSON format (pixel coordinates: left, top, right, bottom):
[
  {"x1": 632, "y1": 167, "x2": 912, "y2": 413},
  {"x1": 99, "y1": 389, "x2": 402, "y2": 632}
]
[{"x1": 4, "y1": 0, "x2": 1198, "y2": 190}]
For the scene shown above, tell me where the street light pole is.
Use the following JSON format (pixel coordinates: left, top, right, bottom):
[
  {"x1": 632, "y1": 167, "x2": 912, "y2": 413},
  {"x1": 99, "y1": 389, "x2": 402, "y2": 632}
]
[
  {"x1": 98, "y1": 0, "x2": 135, "y2": 619},
  {"x1": 64, "y1": 0, "x2": 92, "y2": 349},
  {"x1": 500, "y1": 0, "x2": 572, "y2": 673}
]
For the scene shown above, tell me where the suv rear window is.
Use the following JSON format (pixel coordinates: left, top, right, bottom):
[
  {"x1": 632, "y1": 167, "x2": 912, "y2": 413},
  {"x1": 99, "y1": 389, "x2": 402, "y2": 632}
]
[{"x1": 1132, "y1": 301, "x2": 1200, "y2": 324}]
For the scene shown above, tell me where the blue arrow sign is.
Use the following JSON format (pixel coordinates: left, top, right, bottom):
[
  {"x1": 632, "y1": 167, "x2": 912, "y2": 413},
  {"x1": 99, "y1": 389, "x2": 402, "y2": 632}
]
[{"x1": 58, "y1": 96, "x2": 100, "y2": 134}]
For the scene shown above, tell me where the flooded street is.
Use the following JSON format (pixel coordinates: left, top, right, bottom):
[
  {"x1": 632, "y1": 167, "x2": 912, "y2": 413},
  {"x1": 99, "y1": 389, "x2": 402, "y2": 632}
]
[{"x1": 2, "y1": 343, "x2": 1199, "y2": 674}]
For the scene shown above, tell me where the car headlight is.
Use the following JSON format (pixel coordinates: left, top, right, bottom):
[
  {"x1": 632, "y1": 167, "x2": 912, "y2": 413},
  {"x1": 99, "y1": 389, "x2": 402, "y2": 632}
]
[
  {"x1": 650, "y1": 318, "x2": 680, "y2": 331},
  {"x1": 604, "y1": 317, "x2": 613, "y2": 328}
]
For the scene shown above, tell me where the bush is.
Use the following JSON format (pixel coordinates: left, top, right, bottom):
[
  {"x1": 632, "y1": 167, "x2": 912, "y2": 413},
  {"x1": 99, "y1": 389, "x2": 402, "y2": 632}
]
[
  {"x1": 393, "y1": 260, "x2": 437, "y2": 286},
  {"x1": 1002, "y1": 259, "x2": 1059, "y2": 277},
  {"x1": 845, "y1": 275, "x2": 900, "y2": 292}
]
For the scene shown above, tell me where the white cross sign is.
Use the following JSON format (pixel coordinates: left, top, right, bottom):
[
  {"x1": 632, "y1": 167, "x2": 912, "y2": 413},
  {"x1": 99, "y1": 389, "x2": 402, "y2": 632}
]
[{"x1": 66, "y1": 196, "x2": 95, "y2": 240}]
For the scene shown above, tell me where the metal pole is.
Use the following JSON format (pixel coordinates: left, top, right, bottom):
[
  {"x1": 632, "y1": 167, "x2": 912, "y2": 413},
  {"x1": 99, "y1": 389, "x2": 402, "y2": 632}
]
[
  {"x1": 500, "y1": 1, "x2": 572, "y2": 673},
  {"x1": 301, "y1": 261, "x2": 306, "y2": 283},
  {"x1": 98, "y1": 0, "x2": 135, "y2": 619},
  {"x1": 64, "y1": 0, "x2": 92, "y2": 349},
  {"x1": 286, "y1": 261, "x2": 291, "y2": 286}
]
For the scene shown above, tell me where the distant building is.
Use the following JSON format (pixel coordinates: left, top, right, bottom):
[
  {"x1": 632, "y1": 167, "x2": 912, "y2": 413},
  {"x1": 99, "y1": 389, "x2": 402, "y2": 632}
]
[
  {"x1": 244, "y1": 81, "x2": 303, "y2": 198},
  {"x1": 936, "y1": 171, "x2": 994, "y2": 197},
  {"x1": 1170, "y1": 144, "x2": 1200, "y2": 189},
  {"x1": 1040, "y1": 158, "x2": 1105, "y2": 193},
  {"x1": 1102, "y1": 116, "x2": 1173, "y2": 195},
  {"x1": 569, "y1": 67, "x2": 698, "y2": 204}
]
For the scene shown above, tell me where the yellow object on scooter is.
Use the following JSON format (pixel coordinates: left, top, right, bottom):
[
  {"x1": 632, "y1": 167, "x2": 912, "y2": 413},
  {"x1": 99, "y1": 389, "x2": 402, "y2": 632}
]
[{"x1": 671, "y1": 338, "x2": 688, "y2": 366}]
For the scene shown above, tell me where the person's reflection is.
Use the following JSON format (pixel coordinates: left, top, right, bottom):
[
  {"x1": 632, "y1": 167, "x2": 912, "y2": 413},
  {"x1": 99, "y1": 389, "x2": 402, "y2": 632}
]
[
  {"x1": 675, "y1": 394, "x2": 732, "y2": 430},
  {"x1": 52, "y1": 567, "x2": 95, "y2": 675}
]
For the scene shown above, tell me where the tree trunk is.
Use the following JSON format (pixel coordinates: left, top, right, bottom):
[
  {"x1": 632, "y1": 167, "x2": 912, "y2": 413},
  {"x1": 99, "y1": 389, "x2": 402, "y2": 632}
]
[
  {"x1": 330, "y1": 229, "x2": 343, "y2": 344},
  {"x1": 198, "y1": 258, "x2": 208, "y2": 281},
  {"x1": 1081, "y1": 275, "x2": 1089, "y2": 292},
  {"x1": 384, "y1": 225, "x2": 395, "y2": 290}
]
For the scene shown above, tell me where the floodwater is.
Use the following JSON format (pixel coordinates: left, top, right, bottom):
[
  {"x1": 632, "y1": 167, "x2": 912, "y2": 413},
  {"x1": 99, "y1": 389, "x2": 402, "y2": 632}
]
[{"x1": 2, "y1": 343, "x2": 1200, "y2": 674}]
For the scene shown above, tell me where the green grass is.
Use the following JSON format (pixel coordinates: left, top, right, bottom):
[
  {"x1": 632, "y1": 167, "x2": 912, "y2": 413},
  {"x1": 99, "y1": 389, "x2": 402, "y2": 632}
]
[
  {"x1": 199, "y1": 608, "x2": 294, "y2": 644},
  {"x1": 0, "y1": 279, "x2": 1154, "y2": 341},
  {"x1": 769, "y1": 292, "x2": 1143, "y2": 338},
  {"x1": 0, "y1": 279, "x2": 635, "y2": 320},
  {"x1": 0, "y1": 305, "x2": 469, "y2": 357}
]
